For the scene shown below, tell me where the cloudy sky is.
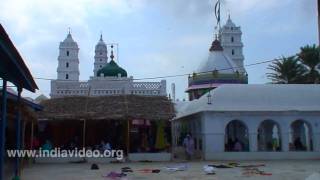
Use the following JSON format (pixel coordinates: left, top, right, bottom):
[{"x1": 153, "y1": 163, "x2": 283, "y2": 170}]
[{"x1": 0, "y1": 0, "x2": 318, "y2": 100}]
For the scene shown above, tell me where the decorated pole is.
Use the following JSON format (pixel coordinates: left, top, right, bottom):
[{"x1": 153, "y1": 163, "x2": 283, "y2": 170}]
[
  {"x1": 0, "y1": 80, "x2": 8, "y2": 180},
  {"x1": 14, "y1": 87, "x2": 22, "y2": 178}
]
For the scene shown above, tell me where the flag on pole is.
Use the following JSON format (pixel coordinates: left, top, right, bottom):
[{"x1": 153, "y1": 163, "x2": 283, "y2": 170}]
[{"x1": 214, "y1": 0, "x2": 221, "y2": 28}]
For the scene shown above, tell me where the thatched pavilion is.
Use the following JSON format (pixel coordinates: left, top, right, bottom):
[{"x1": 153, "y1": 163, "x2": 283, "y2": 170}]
[
  {"x1": 2, "y1": 91, "x2": 42, "y2": 150},
  {"x1": 37, "y1": 95, "x2": 175, "y2": 161},
  {"x1": 0, "y1": 24, "x2": 39, "y2": 179}
]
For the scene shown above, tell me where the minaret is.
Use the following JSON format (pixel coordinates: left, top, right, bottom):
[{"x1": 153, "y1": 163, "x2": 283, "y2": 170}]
[
  {"x1": 57, "y1": 30, "x2": 80, "y2": 81},
  {"x1": 171, "y1": 83, "x2": 176, "y2": 102},
  {"x1": 93, "y1": 34, "x2": 108, "y2": 77},
  {"x1": 220, "y1": 15, "x2": 245, "y2": 73}
]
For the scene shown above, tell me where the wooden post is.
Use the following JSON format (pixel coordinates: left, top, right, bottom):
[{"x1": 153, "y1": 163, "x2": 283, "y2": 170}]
[
  {"x1": 19, "y1": 121, "x2": 26, "y2": 176},
  {"x1": 82, "y1": 119, "x2": 86, "y2": 148},
  {"x1": 30, "y1": 121, "x2": 34, "y2": 150},
  {"x1": 14, "y1": 87, "x2": 22, "y2": 177},
  {"x1": 127, "y1": 120, "x2": 130, "y2": 155}
]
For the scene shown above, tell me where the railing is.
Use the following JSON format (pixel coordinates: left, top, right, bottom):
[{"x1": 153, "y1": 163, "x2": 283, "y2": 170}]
[{"x1": 132, "y1": 82, "x2": 162, "y2": 90}]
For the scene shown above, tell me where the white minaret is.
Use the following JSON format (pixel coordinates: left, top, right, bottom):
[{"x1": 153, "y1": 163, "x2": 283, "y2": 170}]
[
  {"x1": 171, "y1": 83, "x2": 176, "y2": 102},
  {"x1": 93, "y1": 34, "x2": 108, "y2": 77},
  {"x1": 220, "y1": 15, "x2": 245, "y2": 73},
  {"x1": 57, "y1": 31, "x2": 80, "y2": 81}
]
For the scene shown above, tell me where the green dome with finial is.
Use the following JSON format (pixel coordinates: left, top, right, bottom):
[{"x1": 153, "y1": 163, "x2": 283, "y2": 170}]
[
  {"x1": 97, "y1": 60, "x2": 127, "y2": 77},
  {"x1": 97, "y1": 45, "x2": 127, "y2": 77}
]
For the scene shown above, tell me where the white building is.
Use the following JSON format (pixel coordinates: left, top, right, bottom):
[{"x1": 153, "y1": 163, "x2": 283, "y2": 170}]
[
  {"x1": 173, "y1": 84, "x2": 320, "y2": 160},
  {"x1": 50, "y1": 32, "x2": 166, "y2": 98},
  {"x1": 174, "y1": 11, "x2": 320, "y2": 160}
]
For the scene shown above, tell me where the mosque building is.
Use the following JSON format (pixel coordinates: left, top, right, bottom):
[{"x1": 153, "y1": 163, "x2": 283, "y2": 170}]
[{"x1": 50, "y1": 32, "x2": 166, "y2": 98}]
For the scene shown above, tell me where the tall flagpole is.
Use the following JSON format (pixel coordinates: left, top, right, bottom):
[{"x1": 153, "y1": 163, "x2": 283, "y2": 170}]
[
  {"x1": 214, "y1": 0, "x2": 221, "y2": 29},
  {"x1": 214, "y1": 0, "x2": 221, "y2": 39}
]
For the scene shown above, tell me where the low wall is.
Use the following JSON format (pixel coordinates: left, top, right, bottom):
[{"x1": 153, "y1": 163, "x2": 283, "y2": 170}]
[
  {"x1": 205, "y1": 152, "x2": 320, "y2": 160},
  {"x1": 128, "y1": 153, "x2": 171, "y2": 162},
  {"x1": 36, "y1": 153, "x2": 172, "y2": 163},
  {"x1": 35, "y1": 157, "x2": 84, "y2": 163}
]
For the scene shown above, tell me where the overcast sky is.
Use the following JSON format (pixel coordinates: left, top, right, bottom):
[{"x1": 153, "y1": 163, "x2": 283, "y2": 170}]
[{"x1": 0, "y1": 0, "x2": 318, "y2": 100}]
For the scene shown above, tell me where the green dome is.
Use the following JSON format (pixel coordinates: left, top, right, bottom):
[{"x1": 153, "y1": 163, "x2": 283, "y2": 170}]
[{"x1": 97, "y1": 60, "x2": 127, "y2": 77}]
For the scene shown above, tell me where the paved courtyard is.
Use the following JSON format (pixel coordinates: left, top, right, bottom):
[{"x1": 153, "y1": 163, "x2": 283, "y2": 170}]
[{"x1": 21, "y1": 160, "x2": 320, "y2": 180}]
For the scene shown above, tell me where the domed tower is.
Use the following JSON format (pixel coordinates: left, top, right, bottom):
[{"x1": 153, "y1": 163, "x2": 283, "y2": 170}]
[
  {"x1": 93, "y1": 34, "x2": 108, "y2": 77},
  {"x1": 186, "y1": 3, "x2": 247, "y2": 101},
  {"x1": 57, "y1": 31, "x2": 80, "y2": 81},
  {"x1": 220, "y1": 15, "x2": 245, "y2": 73},
  {"x1": 97, "y1": 45, "x2": 127, "y2": 77}
]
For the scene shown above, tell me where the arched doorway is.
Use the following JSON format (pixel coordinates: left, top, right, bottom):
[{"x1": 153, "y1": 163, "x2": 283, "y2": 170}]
[
  {"x1": 290, "y1": 120, "x2": 313, "y2": 151},
  {"x1": 225, "y1": 120, "x2": 249, "y2": 152},
  {"x1": 257, "y1": 120, "x2": 281, "y2": 151}
]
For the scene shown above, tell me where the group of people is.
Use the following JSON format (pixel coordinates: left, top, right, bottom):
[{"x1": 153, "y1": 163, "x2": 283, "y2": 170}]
[
  {"x1": 26, "y1": 136, "x2": 53, "y2": 151},
  {"x1": 225, "y1": 138, "x2": 244, "y2": 152},
  {"x1": 98, "y1": 140, "x2": 112, "y2": 151},
  {"x1": 293, "y1": 137, "x2": 307, "y2": 151}
]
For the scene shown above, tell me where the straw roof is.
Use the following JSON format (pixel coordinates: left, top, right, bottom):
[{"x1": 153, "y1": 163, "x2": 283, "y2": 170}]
[
  {"x1": 37, "y1": 95, "x2": 175, "y2": 121},
  {"x1": 6, "y1": 100, "x2": 37, "y2": 122}
]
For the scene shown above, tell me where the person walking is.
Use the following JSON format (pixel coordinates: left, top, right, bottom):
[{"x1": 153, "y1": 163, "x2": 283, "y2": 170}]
[{"x1": 183, "y1": 134, "x2": 194, "y2": 160}]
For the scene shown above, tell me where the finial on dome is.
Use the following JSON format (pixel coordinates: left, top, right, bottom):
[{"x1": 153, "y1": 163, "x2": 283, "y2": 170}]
[
  {"x1": 66, "y1": 27, "x2": 73, "y2": 39},
  {"x1": 228, "y1": 9, "x2": 231, "y2": 20},
  {"x1": 110, "y1": 45, "x2": 114, "y2": 60},
  {"x1": 100, "y1": 31, "x2": 103, "y2": 41}
]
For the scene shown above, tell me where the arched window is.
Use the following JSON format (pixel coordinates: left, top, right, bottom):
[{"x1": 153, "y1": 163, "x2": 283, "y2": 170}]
[
  {"x1": 225, "y1": 120, "x2": 249, "y2": 152},
  {"x1": 231, "y1": 37, "x2": 234, "y2": 42},
  {"x1": 257, "y1": 120, "x2": 281, "y2": 151},
  {"x1": 66, "y1": 62, "x2": 69, "y2": 68},
  {"x1": 290, "y1": 120, "x2": 313, "y2": 151},
  {"x1": 66, "y1": 51, "x2": 69, "y2": 56},
  {"x1": 66, "y1": 74, "x2": 69, "y2": 79},
  {"x1": 232, "y1": 49, "x2": 235, "y2": 55}
]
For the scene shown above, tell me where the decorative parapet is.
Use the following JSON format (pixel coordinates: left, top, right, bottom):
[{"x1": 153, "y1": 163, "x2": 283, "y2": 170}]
[
  {"x1": 132, "y1": 80, "x2": 166, "y2": 96},
  {"x1": 133, "y1": 82, "x2": 162, "y2": 90},
  {"x1": 50, "y1": 79, "x2": 167, "y2": 98},
  {"x1": 50, "y1": 80, "x2": 90, "y2": 98},
  {"x1": 188, "y1": 72, "x2": 248, "y2": 86}
]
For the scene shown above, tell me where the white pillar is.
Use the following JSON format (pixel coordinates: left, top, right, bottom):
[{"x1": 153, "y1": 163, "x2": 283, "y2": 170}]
[
  {"x1": 314, "y1": 132, "x2": 320, "y2": 152},
  {"x1": 281, "y1": 131, "x2": 290, "y2": 152},
  {"x1": 249, "y1": 132, "x2": 258, "y2": 152}
]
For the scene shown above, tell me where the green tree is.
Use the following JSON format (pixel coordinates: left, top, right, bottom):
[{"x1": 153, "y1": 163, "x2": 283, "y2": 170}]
[
  {"x1": 298, "y1": 45, "x2": 320, "y2": 83},
  {"x1": 267, "y1": 56, "x2": 307, "y2": 84}
]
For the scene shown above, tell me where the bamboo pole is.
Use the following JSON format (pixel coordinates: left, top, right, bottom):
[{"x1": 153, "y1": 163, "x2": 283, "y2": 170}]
[{"x1": 318, "y1": 0, "x2": 320, "y2": 46}]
